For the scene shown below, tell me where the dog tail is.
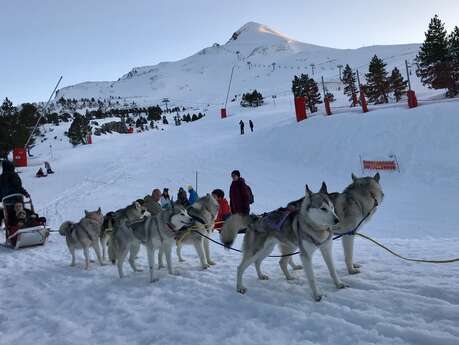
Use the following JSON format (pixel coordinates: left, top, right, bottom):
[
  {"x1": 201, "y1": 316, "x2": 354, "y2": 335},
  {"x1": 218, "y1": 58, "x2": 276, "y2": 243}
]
[
  {"x1": 219, "y1": 214, "x2": 250, "y2": 248},
  {"x1": 59, "y1": 221, "x2": 74, "y2": 236},
  {"x1": 108, "y1": 229, "x2": 117, "y2": 264}
]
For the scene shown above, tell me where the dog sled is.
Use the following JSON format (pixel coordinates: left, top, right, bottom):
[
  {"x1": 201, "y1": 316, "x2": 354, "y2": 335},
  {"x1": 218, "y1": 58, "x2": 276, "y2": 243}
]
[{"x1": 1, "y1": 194, "x2": 50, "y2": 249}]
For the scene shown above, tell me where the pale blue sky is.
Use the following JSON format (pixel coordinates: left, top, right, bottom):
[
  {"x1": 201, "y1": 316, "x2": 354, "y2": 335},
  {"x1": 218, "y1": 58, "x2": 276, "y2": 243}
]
[{"x1": 1, "y1": 0, "x2": 458, "y2": 104}]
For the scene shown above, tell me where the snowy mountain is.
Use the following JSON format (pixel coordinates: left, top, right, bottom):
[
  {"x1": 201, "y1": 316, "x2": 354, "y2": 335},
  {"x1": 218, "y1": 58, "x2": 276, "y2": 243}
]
[{"x1": 55, "y1": 22, "x2": 421, "y2": 107}]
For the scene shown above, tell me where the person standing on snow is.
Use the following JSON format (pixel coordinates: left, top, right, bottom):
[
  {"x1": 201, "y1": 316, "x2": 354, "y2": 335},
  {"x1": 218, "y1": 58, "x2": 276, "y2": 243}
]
[
  {"x1": 212, "y1": 189, "x2": 231, "y2": 231},
  {"x1": 249, "y1": 120, "x2": 254, "y2": 132},
  {"x1": 144, "y1": 188, "x2": 162, "y2": 215},
  {"x1": 239, "y1": 120, "x2": 245, "y2": 135},
  {"x1": 160, "y1": 188, "x2": 172, "y2": 209},
  {"x1": 187, "y1": 185, "x2": 198, "y2": 205},
  {"x1": 229, "y1": 170, "x2": 252, "y2": 215},
  {"x1": 176, "y1": 187, "x2": 190, "y2": 207}
]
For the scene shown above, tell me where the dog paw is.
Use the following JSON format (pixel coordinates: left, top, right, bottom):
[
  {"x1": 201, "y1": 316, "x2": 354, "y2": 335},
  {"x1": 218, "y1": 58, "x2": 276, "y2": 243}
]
[
  {"x1": 134, "y1": 268, "x2": 144, "y2": 272},
  {"x1": 158, "y1": 264, "x2": 166, "y2": 269},
  {"x1": 237, "y1": 287, "x2": 247, "y2": 294},
  {"x1": 201, "y1": 264, "x2": 210, "y2": 270},
  {"x1": 258, "y1": 274, "x2": 269, "y2": 280},
  {"x1": 353, "y1": 263, "x2": 362, "y2": 269},
  {"x1": 178, "y1": 258, "x2": 186, "y2": 262},
  {"x1": 150, "y1": 278, "x2": 159, "y2": 283},
  {"x1": 348, "y1": 267, "x2": 361, "y2": 274},
  {"x1": 336, "y1": 281, "x2": 349, "y2": 289},
  {"x1": 207, "y1": 260, "x2": 216, "y2": 265},
  {"x1": 292, "y1": 265, "x2": 303, "y2": 270},
  {"x1": 314, "y1": 294, "x2": 323, "y2": 302},
  {"x1": 285, "y1": 276, "x2": 295, "y2": 281}
]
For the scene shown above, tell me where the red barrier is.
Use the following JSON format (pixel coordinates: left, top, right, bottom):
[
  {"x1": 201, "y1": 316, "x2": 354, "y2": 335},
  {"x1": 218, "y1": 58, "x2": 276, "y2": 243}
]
[
  {"x1": 363, "y1": 160, "x2": 397, "y2": 170},
  {"x1": 324, "y1": 97, "x2": 332, "y2": 116},
  {"x1": 127, "y1": 127, "x2": 134, "y2": 134},
  {"x1": 13, "y1": 148, "x2": 27, "y2": 167},
  {"x1": 294, "y1": 97, "x2": 307, "y2": 122},
  {"x1": 220, "y1": 108, "x2": 227, "y2": 119},
  {"x1": 407, "y1": 90, "x2": 418, "y2": 108},
  {"x1": 360, "y1": 87, "x2": 368, "y2": 113},
  {"x1": 87, "y1": 134, "x2": 92, "y2": 144}
]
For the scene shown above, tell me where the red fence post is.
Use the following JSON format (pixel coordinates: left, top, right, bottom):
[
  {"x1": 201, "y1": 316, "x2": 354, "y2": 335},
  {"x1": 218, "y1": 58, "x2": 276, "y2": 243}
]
[
  {"x1": 87, "y1": 134, "x2": 92, "y2": 144},
  {"x1": 13, "y1": 148, "x2": 28, "y2": 167},
  {"x1": 294, "y1": 96, "x2": 307, "y2": 122},
  {"x1": 360, "y1": 86, "x2": 369, "y2": 113},
  {"x1": 407, "y1": 90, "x2": 418, "y2": 108},
  {"x1": 220, "y1": 108, "x2": 227, "y2": 119},
  {"x1": 324, "y1": 97, "x2": 332, "y2": 115}
]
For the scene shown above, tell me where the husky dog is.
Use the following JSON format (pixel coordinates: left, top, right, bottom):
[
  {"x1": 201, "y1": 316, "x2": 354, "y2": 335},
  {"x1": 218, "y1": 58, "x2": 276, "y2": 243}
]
[
  {"x1": 278, "y1": 173, "x2": 384, "y2": 277},
  {"x1": 221, "y1": 184, "x2": 344, "y2": 301},
  {"x1": 100, "y1": 201, "x2": 147, "y2": 261},
  {"x1": 166, "y1": 194, "x2": 219, "y2": 269},
  {"x1": 109, "y1": 206, "x2": 193, "y2": 281},
  {"x1": 59, "y1": 208, "x2": 104, "y2": 270},
  {"x1": 329, "y1": 173, "x2": 384, "y2": 274}
]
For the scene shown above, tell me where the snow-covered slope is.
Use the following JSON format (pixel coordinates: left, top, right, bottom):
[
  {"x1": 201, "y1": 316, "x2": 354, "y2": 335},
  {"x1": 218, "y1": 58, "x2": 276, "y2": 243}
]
[
  {"x1": 2, "y1": 95, "x2": 459, "y2": 345},
  {"x1": 55, "y1": 22, "x2": 422, "y2": 107}
]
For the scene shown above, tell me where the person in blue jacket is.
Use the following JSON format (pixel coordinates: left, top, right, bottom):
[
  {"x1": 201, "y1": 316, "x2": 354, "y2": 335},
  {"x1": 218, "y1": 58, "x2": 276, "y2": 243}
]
[{"x1": 187, "y1": 185, "x2": 198, "y2": 205}]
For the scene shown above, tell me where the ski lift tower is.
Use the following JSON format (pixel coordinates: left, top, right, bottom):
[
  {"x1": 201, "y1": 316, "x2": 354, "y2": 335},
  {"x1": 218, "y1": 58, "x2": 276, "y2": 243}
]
[{"x1": 162, "y1": 98, "x2": 170, "y2": 111}]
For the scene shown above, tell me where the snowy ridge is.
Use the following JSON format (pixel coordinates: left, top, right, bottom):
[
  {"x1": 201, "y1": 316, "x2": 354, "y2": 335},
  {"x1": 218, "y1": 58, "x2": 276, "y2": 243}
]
[{"x1": 55, "y1": 22, "x2": 422, "y2": 107}]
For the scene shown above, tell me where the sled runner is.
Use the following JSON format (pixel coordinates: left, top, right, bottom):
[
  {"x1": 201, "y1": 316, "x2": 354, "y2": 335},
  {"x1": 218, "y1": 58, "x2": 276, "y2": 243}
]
[{"x1": 1, "y1": 194, "x2": 49, "y2": 249}]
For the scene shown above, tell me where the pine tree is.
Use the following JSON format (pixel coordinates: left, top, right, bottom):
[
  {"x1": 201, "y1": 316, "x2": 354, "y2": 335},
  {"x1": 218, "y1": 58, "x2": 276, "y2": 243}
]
[
  {"x1": 365, "y1": 55, "x2": 390, "y2": 104},
  {"x1": 67, "y1": 114, "x2": 91, "y2": 146},
  {"x1": 291, "y1": 74, "x2": 322, "y2": 112},
  {"x1": 447, "y1": 26, "x2": 459, "y2": 96},
  {"x1": 1, "y1": 97, "x2": 14, "y2": 116},
  {"x1": 342, "y1": 65, "x2": 359, "y2": 106},
  {"x1": 306, "y1": 78, "x2": 322, "y2": 112},
  {"x1": 416, "y1": 15, "x2": 452, "y2": 93},
  {"x1": 389, "y1": 67, "x2": 408, "y2": 102}
]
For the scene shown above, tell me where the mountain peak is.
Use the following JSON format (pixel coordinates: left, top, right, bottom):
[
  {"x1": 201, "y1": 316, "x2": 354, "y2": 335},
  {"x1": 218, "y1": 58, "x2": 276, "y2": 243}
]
[{"x1": 228, "y1": 22, "x2": 296, "y2": 44}]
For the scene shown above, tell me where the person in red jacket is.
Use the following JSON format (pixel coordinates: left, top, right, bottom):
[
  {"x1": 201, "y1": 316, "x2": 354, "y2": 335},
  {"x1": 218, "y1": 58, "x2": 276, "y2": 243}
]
[
  {"x1": 229, "y1": 170, "x2": 251, "y2": 215},
  {"x1": 212, "y1": 189, "x2": 231, "y2": 231}
]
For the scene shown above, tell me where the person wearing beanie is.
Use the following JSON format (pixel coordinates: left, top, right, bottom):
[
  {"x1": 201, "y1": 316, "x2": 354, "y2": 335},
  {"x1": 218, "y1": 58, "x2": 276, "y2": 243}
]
[
  {"x1": 187, "y1": 185, "x2": 199, "y2": 205},
  {"x1": 229, "y1": 170, "x2": 252, "y2": 215},
  {"x1": 160, "y1": 188, "x2": 172, "y2": 209}
]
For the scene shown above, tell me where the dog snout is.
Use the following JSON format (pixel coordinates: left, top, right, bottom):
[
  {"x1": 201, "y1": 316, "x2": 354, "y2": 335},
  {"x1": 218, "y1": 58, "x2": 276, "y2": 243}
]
[{"x1": 334, "y1": 217, "x2": 339, "y2": 225}]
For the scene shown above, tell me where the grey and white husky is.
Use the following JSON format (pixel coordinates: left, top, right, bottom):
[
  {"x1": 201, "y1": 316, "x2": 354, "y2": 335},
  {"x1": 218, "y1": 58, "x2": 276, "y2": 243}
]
[
  {"x1": 109, "y1": 206, "x2": 193, "y2": 282},
  {"x1": 221, "y1": 184, "x2": 344, "y2": 301},
  {"x1": 59, "y1": 208, "x2": 104, "y2": 270},
  {"x1": 167, "y1": 194, "x2": 219, "y2": 269},
  {"x1": 329, "y1": 172, "x2": 384, "y2": 274},
  {"x1": 100, "y1": 201, "x2": 147, "y2": 261}
]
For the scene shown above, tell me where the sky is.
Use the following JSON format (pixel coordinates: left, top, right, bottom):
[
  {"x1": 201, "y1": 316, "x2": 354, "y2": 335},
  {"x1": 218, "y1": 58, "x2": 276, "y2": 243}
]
[{"x1": 1, "y1": 0, "x2": 458, "y2": 104}]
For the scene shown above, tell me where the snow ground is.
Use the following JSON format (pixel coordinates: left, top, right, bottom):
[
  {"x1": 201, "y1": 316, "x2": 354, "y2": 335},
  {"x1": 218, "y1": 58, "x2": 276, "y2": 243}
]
[{"x1": 1, "y1": 97, "x2": 459, "y2": 345}]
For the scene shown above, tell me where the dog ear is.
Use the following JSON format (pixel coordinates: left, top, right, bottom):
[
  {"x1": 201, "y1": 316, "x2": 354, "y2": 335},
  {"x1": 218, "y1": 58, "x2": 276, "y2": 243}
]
[
  {"x1": 351, "y1": 173, "x2": 357, "y2": 181},
  {"x1": 319, "y1": 181, "x2": 328, "y2": 194},
  {"x1": 304, "y1": 185, "x2": 312, "y2": 207},
  {"x1": 374, "y1": 172, "x2": 380, "y2": 183}
]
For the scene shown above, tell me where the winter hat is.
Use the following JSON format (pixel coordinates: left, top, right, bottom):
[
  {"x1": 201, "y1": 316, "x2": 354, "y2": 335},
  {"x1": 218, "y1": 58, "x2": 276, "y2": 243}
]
[
  {"x1": 187, "y1": 185, "x2": 193, "y2": 191},
  {"x1": 231, "y1": 170, "x2": 241, "y2": 177}
]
